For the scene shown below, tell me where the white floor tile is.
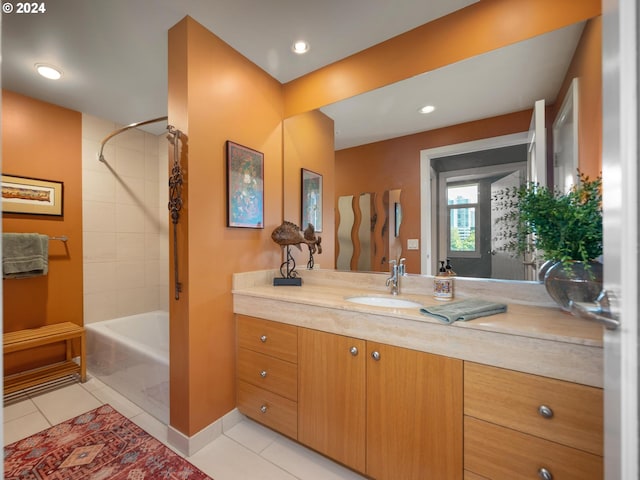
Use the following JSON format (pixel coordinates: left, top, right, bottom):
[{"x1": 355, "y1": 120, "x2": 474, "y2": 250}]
[
  {"x1": 129, "y1": 411, "x2": 171, "y2": 447},
  {"x1": 3, "y1": 398, "x2": 37, "y2": 423},
  {"x1": 79, "y1": 375, "x2": 108, "y2": 393},
  {"x1": 30, "y1": 383, "x2": 102, "y2": 425},
  {"x1": 3, "y1": 411, "x2": 51, "y2": 446},
  {"x1": 225, "y1": 418, "x2": 278, "y2": 454},
  {"x1": 262, "y1": 436, "x2": 368, "y2": 480},
  {"x1": 189, "y1": 435, "x2": 298, "y2": 480},
  {"x1": 89, "y1": 384, "x2": 144, "y2": 418}
]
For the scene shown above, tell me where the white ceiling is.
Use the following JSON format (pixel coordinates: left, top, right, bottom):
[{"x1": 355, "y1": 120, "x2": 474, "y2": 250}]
[{"x1": 1, "y1": 0, "x2": 584, "y2": 149}]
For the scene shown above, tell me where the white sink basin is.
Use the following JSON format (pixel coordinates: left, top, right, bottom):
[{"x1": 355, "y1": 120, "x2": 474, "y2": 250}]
[{"x1": 345, "y1": 295, "x2": 422, "y2": 309}]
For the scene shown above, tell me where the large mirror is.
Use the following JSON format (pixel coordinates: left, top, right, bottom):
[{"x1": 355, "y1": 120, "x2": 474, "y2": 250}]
[{"x1": 323, "y1": 16, "x2": 597, "y2": 280}]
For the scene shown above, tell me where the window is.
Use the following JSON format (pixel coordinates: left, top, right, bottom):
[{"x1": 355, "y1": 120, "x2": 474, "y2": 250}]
[{"x1": 447, "y1": 184, "x2": 479, "y2": 256}]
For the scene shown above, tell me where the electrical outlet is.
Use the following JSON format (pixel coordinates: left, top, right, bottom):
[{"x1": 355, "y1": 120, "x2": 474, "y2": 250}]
[{"x1": 407, "y1": 239, "x2": 419, "y2": 250}]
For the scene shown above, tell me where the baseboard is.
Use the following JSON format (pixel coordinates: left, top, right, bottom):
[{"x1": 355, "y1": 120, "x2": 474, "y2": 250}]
[{"x1": 167, "y1": 408, "x2": 244, "y2": 456}]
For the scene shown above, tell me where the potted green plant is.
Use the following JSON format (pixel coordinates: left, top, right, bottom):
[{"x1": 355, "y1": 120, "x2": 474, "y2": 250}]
[{"x1": 493, "y1": 172, "x2": 603, "y2": 310}]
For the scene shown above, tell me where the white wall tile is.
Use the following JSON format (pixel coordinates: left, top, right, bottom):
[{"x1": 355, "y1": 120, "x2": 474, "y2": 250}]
[
  {"x1": 116, "y1": 287, "x2": 148, "y2": 317},
  {"x1": 117, "y1": 233, "x2": 146, "y2": 261},
  {"x1": 83, "y1": 169, "x2": 116, "y2": 203},
  {"x1": 83, "y1": 232, "x2": 117, "y2": 263},
  {"x1": 84, "y1": 291, "x2": 118, "y2": 323},
  {"x1": 84, "y1": 262, "x2": 117, "y2": 295},
  {"x1": 116, "y1": 204, "x2": 146, "y2": 233},
  {"x1": 115, "y1": 176, "x2": 146, "y2": 206},
  {"x1": 82, "y1": 116, "x2": 169, "y2": 322},
  {"x1": 115, "y1": 126, "x2": 145, "y2": 152},
  {"x1": 116, "y1": 146, "x2": 146, "y2": 179},
  {"x1": 83, "y1": 201, "x2": 116, "y2": 233},
  {"x1": 116, "y1": 261, "x2": 145, "y2": 289}
]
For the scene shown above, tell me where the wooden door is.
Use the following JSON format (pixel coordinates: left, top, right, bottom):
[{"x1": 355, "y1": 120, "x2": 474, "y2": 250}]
[
  {"x1": 298, "y1": 328, "x2": 366, "y2": 473},
  {"x1": 366, "y1": 342, "x2": 463, "y2": 480}
]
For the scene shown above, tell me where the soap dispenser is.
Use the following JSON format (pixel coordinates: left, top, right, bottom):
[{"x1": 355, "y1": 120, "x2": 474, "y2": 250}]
[{"x1": 433, "y1": 260, "x2": 454, "y2": 301}]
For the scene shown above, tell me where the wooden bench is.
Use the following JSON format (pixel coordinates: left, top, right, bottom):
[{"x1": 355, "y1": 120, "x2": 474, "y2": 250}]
[{"x1": 3, "y1": 322, "x2": 86, "y2": 395}]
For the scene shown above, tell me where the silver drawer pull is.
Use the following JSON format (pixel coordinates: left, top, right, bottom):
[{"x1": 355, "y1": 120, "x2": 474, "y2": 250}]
[
  {"x1": 260, "y1": 405, "x2": 268, "y2": 413},
  {"x1": 350, "y1": 346, "x2": 359, "y2": 356},
  {"x1": 371, "y1": 351, "x2": 381, "y2": 361},
  {"x1": 538, "y1": 405, "x2": 554, "y2": 419},
  {"x1": 260, "y1": 335, "x2": 267, "y2": 343},
  {"x1": 538, "y1": 467, "x2": 553, "y2": 480},
  {"x1": 260, "y1": 370, "x2": 267, "y2": 378}
]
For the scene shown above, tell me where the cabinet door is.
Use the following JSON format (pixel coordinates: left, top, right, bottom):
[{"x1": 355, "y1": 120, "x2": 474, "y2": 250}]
[
  {"x1": 298, "y1": 328, "x2": 366, "y2": 473},
  {"x1": 367, "y1": 342, "x2": 463, "y2": 480}
]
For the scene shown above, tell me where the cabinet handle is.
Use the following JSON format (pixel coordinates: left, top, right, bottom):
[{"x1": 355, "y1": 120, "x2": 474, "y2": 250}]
[
  {"x1": 538, "y1": 467, "x2": 553, "y2": 480},
  {"x1": 260, "y1": 335, "x2": 267, "y2": 343},
  {"x1": 538, "y1": 405, "x2": 554, "y2": 419},
  {"x1": 371, "y1": 351, "x2": 381, "y2": 361},
  {"x1": 350, "y1": 346, "x2": 359, "y2": 356},
  {"x1": 260, "y1": 370, "x2": 267, "y2": 378},
  {"x1": 260, "y1": 405, "x2": 268, "y2": 413}
]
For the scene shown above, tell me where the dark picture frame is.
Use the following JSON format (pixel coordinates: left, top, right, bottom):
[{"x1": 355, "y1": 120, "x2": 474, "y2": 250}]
[
  {"x1": 301, "y1": 168, "x2": 322, "y2": 232},
  {"x1": 226, "y1": 141, "x2": 264, "y2": 228},
  {"x1": 1, "y1": 174, "x2": 64, "y2": 216}
]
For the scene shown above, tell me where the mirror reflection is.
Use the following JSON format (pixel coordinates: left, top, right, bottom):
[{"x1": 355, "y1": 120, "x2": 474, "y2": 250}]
[
  {"x1": 329, "y1": 16, "x2": 599, "y2": 281},
  {"x1": 337, "y1": 189, "x2": 403, "y2": 273}
]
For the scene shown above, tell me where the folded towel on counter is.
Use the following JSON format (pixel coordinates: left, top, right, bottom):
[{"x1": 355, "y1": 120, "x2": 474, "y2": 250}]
[
  {"x1": 420, "y1": 298, "x2": 507, "y2": 324},
  {"x1": 2, "y1": 233, "x2": 49, "y2": 279}
]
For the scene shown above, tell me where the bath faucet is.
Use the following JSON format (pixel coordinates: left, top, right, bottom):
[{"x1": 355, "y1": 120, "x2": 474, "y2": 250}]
[{"x1": 386, "y1": 260, "x2": 399, "y2": 295}]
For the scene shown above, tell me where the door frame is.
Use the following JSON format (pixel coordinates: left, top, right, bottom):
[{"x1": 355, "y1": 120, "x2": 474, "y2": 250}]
[{"x1": 420, "y1": 132, "x2": 528, "y2": 275}]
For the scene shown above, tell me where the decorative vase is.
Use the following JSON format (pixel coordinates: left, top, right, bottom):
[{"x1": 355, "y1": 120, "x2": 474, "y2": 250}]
[{"x1": 543, "y1": 261, "x2": 603, "y2": 311}]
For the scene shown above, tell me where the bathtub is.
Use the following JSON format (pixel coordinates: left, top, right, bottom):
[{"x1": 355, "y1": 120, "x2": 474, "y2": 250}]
[{"x1": 86, "y1": 311, "x2": 169, "y2": 424}]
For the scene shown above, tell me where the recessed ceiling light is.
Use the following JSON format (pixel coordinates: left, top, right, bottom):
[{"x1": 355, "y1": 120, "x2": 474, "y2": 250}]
[
  {"x1": 292, "y1": 41, "x2": 310, "y2": 54},
  {"x1": 419, "y1": 105, "x2": 436, "y2": 114},
  {"x1": 35, "y1": 63, "x2": 63, "y2": 80}
]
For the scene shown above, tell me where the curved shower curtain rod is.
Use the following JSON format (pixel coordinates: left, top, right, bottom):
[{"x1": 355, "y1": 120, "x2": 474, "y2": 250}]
[{"x1": 97, "y1": 115, "x2": 168, "y2": 162}]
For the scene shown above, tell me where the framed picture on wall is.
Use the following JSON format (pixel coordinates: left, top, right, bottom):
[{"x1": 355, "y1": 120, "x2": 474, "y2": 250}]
[
  {"x1": 301, "y1": 168, "x2": 322, "y2": 232},
  {"x1": 226, "y1": 141, "x2": 264, "y2": 228},
  {"x1": 1, "y1": 174, "x2": 64, "y2": 216}
]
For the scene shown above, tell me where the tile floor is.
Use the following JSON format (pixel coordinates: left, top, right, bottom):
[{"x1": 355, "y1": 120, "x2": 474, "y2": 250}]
[{"x1": 3, "y1": 375, "x2": 367, "y2": 480}]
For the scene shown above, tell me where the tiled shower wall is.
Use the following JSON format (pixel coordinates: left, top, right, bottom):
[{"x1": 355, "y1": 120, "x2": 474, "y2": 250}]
[{"x1": 82, "y1": 115, "x2": 169, "y2": 323}]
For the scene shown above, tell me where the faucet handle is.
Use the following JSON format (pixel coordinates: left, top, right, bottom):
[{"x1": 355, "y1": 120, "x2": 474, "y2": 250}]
[{"x1": 398, "y1": 258, "x2": 406, "y2": 276}]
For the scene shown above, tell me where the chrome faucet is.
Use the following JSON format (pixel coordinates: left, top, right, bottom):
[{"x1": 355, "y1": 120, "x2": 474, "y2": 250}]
[
  {"x1": 398, "y1": 257, "x2": 406, "y2": 277},
  {"x1": 386, "y1": 259, "x2": 399, "y2": 295}
]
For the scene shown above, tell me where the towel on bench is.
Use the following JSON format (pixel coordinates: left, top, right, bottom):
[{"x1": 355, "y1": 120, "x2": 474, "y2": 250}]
[
  {"x1": 420, "y1": 298, "x2": 507, "y2": 324},
  {"x1": 2, "y1": 233, "x2": 49, "y2": 279}
]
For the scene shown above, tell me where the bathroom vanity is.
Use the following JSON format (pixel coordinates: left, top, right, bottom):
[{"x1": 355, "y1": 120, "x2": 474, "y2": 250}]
[{"x1": 232, "y1": 270, "x2": 604, "y2": 480}]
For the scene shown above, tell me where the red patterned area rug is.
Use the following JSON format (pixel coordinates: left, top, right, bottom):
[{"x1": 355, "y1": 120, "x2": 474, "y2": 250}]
[{"x1": 4, "y1": 404, "x2": 212, "y2": 479}]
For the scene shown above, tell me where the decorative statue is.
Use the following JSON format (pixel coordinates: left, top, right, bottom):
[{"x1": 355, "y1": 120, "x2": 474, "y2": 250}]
[{"x1": 271, "y1": 221, "x2": 322, "y2": 285}]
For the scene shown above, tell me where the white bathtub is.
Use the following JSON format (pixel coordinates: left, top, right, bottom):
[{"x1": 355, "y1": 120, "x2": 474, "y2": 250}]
[{"x1": 86, "y1": 311, "x2": 169, "y2": 424}]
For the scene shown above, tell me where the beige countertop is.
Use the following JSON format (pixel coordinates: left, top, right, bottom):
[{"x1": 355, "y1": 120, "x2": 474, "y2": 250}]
[{"x1": 232, "y1": 269, "x2": 604, "y2": 388}]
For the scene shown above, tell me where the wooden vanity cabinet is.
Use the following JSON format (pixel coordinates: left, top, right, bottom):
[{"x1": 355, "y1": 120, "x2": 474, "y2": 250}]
[
  {"x1": 366, "y1": 342, "x2": 463, "y2": 480},
  {"x1": 298, "y1": 328, "x2": 367, "y2": 472},
  {"x1": 297, "y1": 328, "x2": 463, "y2": 479},
  {"x1": 236, "y1": 315, "x2": 298, "y2": 439},
  {"x1": 463, "y1": 362, "x2": 604, "y2": 480}
]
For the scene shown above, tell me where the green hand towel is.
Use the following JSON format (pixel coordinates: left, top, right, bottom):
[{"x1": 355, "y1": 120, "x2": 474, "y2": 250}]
[
  {"x1": 2, "y1": 233, "x2": 49, "y2": 279},
  {"x1": 420, "y1": 298, "x2": 507, "y2": 324}
]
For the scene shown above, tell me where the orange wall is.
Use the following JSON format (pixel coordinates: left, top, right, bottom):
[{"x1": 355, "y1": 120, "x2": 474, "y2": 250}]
[
  {"x1": 168, "y1": 17, "x2": 284, "y2": 436},
  {"x1": 283, "y1": 0, "x2": 601, "y2": 118},
  {"x1": 551, "y1": 16, "x2": 602, "y2": 178},
  {"x1": 283, "y1": 110, "x2": 336, "y2": 269},
  {"x1": 2, "y1": 90, "x2": 83, "y2": 372},
  {"x1": 335, "y1": 110, "x2": 533, "y2": 274}
]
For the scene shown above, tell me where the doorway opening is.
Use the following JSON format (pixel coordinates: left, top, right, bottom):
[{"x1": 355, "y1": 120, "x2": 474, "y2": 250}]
[{"x1": 420, "y1": 132, "x2": 531, "y2": 278}]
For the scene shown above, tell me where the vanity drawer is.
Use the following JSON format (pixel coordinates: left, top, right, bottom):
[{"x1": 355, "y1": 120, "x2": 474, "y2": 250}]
[
  {"x1": 464, "y1": 362, "x2": 603, "y2": 455},
  {"x1": 237, "y1": 380, "x2": 297, "y2": 439},
  {"x1": 237, "y1": 315, "x2": 298, "y2": 363},
  {"x1": 238, "y1": 348, "x2": 298, "y2": 401},
  {"x1": 465, "y1": 416, "x2": 603, "y2": 480}
]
